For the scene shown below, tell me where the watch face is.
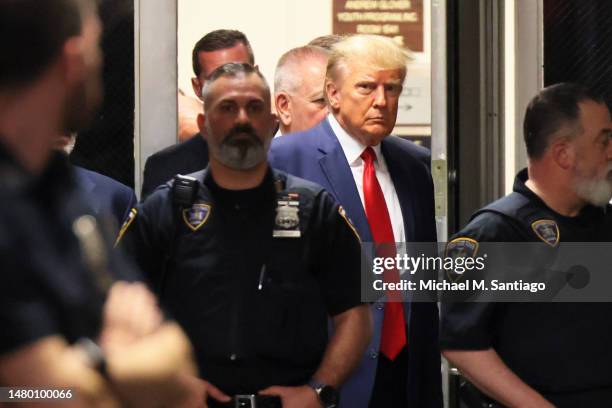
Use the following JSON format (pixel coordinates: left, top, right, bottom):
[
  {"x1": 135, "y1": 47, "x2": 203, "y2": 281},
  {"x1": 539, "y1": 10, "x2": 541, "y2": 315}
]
[{"x1": 319, "y1": 385, "x2": 339, "y2": 408}]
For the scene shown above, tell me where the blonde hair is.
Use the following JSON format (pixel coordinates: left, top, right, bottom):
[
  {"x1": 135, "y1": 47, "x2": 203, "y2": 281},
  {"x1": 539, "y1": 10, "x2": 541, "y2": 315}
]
[{"x1": 326, "y1": 35, "x2": 413, "y2": 82}]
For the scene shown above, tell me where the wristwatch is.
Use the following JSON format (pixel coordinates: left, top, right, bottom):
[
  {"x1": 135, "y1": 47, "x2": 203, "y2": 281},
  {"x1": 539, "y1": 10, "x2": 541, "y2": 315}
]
[
  {"x1": 307, "y1": 379, "x2": 339, "y2": 408},
  {"x1": 76, "y1": 337, "x2": 109, "y2": 379}
]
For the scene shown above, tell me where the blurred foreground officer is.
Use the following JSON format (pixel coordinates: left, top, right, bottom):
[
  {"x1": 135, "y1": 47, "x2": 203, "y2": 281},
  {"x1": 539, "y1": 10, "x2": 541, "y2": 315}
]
[
  {"x1": 269, "y1": 35, "x2": 442, "y2": 408},
  {"x1": 0, "y1": 1, "x2": 200, "y2": 406},
  {"x1": 441, "y1": 83, "x2": 612, "y2": 407},
  {"x1": 119, "y1": 63, "x2": 372, "y2": 408}
]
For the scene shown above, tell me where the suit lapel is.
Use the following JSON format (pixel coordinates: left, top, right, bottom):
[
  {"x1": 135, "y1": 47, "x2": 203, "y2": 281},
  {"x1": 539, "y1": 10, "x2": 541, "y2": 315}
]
[
  {"x1": 316, "y1": 120, "x2": 372, "y2": 242},
  {"x1": 381, "y1": 138, "x2": 417, "y2": 241},
  {"x1": 74, "y1": 167, "x2": 102, "y2": 214}
]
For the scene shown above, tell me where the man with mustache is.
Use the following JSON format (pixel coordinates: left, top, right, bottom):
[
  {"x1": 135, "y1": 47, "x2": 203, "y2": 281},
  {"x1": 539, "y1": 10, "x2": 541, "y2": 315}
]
[
  {"x1": 441, "y1": 83, "x2": 612, "y2": 407},
  {"x1": 119, "y1": 63, "x2": 372, "y2": 408},
  {"x1": 141, "y1": 29, "x2": 256, "y2": 199}
]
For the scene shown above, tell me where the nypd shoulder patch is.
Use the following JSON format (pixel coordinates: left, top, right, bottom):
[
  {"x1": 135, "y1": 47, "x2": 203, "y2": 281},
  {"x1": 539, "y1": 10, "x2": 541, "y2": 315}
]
[
  {"x1": 531, "y1": 219, "x2": 559, "y2": 247},
  {"x1": 182, "y1": 203, "x2": 211, "y2": 232},
  {"x1": 445, "y1": 237, "x2": 479, "y2": 258},
  {"x1": 445, "y1": 237, "x2": 479, "y2": 282}
]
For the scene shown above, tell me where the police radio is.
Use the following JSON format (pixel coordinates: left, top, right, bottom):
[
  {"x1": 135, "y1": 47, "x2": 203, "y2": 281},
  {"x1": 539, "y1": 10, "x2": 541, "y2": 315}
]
[{"x1": 172, "y1": 174, "x2": 199, "y2": 207}]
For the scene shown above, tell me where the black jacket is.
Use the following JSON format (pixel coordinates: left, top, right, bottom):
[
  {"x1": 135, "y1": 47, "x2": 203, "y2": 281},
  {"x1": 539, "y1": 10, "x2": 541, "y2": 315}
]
[{"x1": 141, "y1": 133, "x2": 209, "y2": 199}]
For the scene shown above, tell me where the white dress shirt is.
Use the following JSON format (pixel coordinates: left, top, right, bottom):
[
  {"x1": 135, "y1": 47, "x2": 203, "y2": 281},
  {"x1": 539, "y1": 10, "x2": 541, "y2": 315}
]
[{"x1": 328, "y1": 114, "x2": 405, "y2": 243}]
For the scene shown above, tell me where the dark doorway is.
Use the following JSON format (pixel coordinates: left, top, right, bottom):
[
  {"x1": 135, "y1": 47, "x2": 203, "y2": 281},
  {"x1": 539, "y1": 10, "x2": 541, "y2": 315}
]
[{"x1": 70, "y1": 0, "x2": 135, "y2": 188}]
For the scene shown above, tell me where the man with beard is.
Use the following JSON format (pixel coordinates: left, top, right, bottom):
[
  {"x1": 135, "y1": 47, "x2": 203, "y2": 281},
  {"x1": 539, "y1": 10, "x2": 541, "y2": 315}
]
[
  {"x1": 0, "y1": 0, "x2": 203, "y2": 406},
  {"x1": 141, "y1": 29, "x2": 256, "y2": 199},
  {"x1": 119, "y1": 63, "x2": 372, "y2": 408},
  {"x1": 441, "y1": 83, "x2": 612, "y2": 407}
]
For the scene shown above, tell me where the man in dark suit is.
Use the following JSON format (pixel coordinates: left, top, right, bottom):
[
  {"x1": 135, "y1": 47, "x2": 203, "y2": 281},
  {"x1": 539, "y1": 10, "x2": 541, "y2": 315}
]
[
  {"x1": 269, "y1": 34, "x2": 442, "y2": 408},
  {"x1": 56, "y1": 134, "x2": 137, "y2": 229},
  {"x1": 74, "y1": 166, "x2": 137, "y2": 228},
  {"x1": 140, "y1": 29, "x2": 255, "y2": 199}
]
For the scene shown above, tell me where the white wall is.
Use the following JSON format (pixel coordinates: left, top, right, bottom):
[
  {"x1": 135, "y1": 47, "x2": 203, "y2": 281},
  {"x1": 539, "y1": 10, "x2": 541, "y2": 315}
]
[
  {"x1": 504, "y1": 0, "x2": 543, "y2": 193},
  {"x1": 178, "y1": 0, "x2": 333, "y2": 98},
  {"x1": 177, "y1": 0, "x2": 432, "y2": 136},
  {"x1": 134, "y1": 0, "x2": 177, "y2": 197}
]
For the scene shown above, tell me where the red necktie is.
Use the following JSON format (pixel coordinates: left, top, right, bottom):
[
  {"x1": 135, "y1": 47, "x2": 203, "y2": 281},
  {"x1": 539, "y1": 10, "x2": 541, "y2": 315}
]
[{"x1": 361, "y1": 147, "x2": 407, "y2": 361}]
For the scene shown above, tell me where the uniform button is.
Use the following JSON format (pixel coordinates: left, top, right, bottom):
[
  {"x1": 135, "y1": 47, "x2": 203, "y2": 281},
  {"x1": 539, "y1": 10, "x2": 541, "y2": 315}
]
[
  {"x1": 230, "y1": 353, "x2": 237, "y2": 361},
  {"x1": 376, "y1": 302, "x2": 384, "y2": 310},
  {"x1": 234, "y1": 204, "x2": 240, "y2": 210},
  {"x1": 369, "y1": 350, "x2": 378, "y2": 359}
]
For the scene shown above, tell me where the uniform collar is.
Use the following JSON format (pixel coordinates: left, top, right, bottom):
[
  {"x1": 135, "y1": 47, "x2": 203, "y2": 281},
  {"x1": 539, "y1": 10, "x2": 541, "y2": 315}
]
[
  {"x1": 0, "y1": 139, "x2": 30, "y2": 190},
  {"x1": 0, "y1": 138, "x2": 74, "y2": 193},
  {"x1": 514, "y1": 168, "x2": 606, "y2": 221},
  {"x1": 203, "y1": 166, "x2": 277, "y2": 208}
]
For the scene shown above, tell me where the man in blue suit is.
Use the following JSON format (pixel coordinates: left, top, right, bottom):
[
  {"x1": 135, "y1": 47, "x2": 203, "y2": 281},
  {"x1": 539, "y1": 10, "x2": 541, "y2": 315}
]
[
  {"x1": 269, "y1": 35, "x2": 442, "y2": 408},
  {"x1": 57, "y1": 134, "x2": 137, "y2": 229},
  {"x1": 74, "y1": 165, "x2": 137, "y2": 229}
]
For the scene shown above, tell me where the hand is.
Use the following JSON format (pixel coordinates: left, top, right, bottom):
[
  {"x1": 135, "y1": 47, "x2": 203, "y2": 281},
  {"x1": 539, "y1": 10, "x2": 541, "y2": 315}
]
[
  {"x1": 168, "y1": 376, "x2": 231, "y2": 408},
  {"x1": 192, "y1": 379, "x2": 230, "y2": 408},
  {"x1": 178, "y1": 90, "x2": 203, "y2": 142},
  {"x1": 99, "y1": 281, "x2": 163, "y2": 351},
  {"x1": 259, "y1": 385, "x2": 321, "y2": 408}
]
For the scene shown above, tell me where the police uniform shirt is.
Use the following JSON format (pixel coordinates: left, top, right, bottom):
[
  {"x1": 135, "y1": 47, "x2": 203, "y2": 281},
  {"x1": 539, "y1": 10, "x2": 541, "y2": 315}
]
[
  {"x1": 440, "y1": 169, "x2": 612, "y2": 406},
  {"x1": 0, "y1": 143, "x2": 138, "y2": 354},
  {"x1": 120, "y1": 167, "x2": 363, "y2": 395}
]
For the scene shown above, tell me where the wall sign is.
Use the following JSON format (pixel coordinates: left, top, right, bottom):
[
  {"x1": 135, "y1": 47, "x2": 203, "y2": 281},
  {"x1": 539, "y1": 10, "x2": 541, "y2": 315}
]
[{"x1": 333, "y1": 0, "x2": 424, "y2": 51}]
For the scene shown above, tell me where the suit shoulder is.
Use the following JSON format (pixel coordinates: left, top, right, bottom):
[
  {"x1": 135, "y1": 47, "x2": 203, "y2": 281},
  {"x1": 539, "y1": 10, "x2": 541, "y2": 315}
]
[
  {"x1": 271, "y1": 128, "x2": 319, "y2": 153},
  {"x1": 386, "y1": 136, "x2": 431, "y2": 161},
  {"x1": 76, "y1": 166, "x2": 133, "y2": 195},
  {"x1": 146, "y1": 134, "x2": 206, "y2": 164}
]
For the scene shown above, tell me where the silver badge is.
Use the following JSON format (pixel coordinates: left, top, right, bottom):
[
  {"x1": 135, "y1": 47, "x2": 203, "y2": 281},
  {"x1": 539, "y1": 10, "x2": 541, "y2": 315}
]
[{"x1": 273, "y1": 198, "x2": 301, "y2": 238}]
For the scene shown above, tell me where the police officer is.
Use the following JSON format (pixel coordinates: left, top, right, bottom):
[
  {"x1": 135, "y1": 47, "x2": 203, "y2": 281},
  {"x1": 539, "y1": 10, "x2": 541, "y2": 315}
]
[
  {"x1": 119, "y1": 63, "x2": 372, "y2": 408},
  {"x1": 441, "y1": 83, "x2": 612, "y2": 407},
  {"x1": 0, "y1": 1, "x2": 200, "y2": 406}
]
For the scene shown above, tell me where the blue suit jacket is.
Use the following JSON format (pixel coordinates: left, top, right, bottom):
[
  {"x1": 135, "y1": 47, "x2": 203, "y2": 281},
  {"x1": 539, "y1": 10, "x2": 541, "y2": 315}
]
[
  {"x1": 74, "y1": 166, "x2": 137, "y2": 229},
  {"x1": 269, "y1": 119, "x2": 442, "y2": 408}
]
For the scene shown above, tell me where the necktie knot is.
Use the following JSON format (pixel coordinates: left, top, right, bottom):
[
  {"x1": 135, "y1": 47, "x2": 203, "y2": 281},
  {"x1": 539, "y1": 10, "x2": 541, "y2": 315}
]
[{"x1": 360, "y1": 146, "x2": 376, "y2": 165}]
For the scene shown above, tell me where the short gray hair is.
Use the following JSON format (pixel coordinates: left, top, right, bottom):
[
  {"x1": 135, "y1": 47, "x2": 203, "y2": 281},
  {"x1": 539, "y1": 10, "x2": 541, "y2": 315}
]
[
  {"x1": 274, "y1": 46, "x2": 329, "y2": 95},
  {"x1": 202, "y1": 62, "x2": 270, "y2": 105}
]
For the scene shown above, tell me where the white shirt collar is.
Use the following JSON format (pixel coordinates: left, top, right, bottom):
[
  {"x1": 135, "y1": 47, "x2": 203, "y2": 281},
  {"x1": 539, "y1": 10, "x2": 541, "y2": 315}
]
[{"x1": 327, "y1": 113, "x2": 385, "y2": 169}]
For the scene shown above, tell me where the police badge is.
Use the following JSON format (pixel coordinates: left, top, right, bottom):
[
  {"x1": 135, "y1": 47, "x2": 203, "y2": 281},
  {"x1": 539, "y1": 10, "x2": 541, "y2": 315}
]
[
  {"x1": 182, "y1": 203, "x2": 211, "y2": 232},
  {"x1": 445, "y1": 237, "x2": 479, "y2": 282},
  {"x1": 273, "y1": 194, "x2": 301, "y2": 238},
  {"x1": 531, "y1": 219, "x2": 559, "y2": 247}
]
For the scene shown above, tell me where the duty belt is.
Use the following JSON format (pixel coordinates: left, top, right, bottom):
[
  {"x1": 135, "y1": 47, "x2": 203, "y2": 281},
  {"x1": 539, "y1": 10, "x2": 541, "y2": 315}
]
[{"x1": 208, "y1": 394, "x2": 282, "y2": 408}]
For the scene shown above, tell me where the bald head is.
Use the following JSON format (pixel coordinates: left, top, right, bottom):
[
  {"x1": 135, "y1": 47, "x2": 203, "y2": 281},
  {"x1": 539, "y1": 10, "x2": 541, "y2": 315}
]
[{"x1": 274, "y1": 46, "x2": 329, "y2": 134}]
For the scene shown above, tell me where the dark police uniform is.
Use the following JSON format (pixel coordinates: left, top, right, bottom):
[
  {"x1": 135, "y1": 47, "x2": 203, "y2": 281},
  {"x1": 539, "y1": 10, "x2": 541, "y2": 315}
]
[
  {"x1": 441, "y1": 169, "x2": 612, "y2": 407},
  {"x1": 119, "y1": 167, "x2": 363, "y2": 397},
  {"x1": 0, "y1": 143, "x2": 138, "y2": 355}
]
